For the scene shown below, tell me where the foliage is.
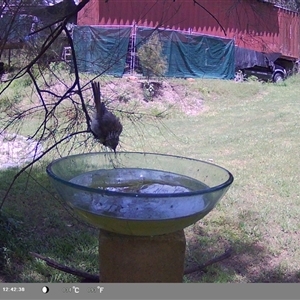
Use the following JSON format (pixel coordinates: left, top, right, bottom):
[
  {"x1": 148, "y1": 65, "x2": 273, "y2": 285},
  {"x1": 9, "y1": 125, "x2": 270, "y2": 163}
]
[
  {"x1": 1, "y1": 0, "x2": 300, "y2": 284},
  {"x1": 263, "y1": 0, "x2": 300, "y2": 11},
  {"x1": 142, "y1": 82, "x2": 156, "y2": 101},
  {"x1": 141, "y1": 81, "x2": 163, "y2": 102},
  {"x1": 0, "y1": 0, "x2": 74, "y2": 68},
  {"x1": 1, "y1": 76, "x2": 300, "y2": 282},
  {"x1": 137, "y1": 33, "x2": 167, "y2": 80}
]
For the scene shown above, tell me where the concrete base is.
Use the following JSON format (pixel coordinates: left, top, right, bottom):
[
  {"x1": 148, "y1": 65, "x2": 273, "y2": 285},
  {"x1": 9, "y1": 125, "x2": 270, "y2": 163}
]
[{"x1": 99, "y1": 229, "x2": 186, "y2": 283}]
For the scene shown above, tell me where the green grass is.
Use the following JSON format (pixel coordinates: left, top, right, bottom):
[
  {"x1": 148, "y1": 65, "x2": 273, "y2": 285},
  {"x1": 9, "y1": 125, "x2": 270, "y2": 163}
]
[{"x1": 1, "y1": 74, "x2": 300, "y2": 282}]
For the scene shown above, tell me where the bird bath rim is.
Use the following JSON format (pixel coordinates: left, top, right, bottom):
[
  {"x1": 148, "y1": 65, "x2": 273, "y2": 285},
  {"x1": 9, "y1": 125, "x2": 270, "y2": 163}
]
[{"x1": 46, "y1": 151, "x2": 234, "y2": 199}]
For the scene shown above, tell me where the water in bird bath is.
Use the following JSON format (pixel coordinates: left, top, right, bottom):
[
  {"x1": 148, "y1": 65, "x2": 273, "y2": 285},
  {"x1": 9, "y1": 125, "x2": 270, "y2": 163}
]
[{"x1": 69, "y1": 168, "x2": 209, "y2": 220}]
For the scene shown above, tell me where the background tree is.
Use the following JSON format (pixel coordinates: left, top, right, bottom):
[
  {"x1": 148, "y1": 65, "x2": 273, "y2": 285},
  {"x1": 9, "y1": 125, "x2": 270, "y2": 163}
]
[
  {"x1": 137, "y1": 32, "x2": 167, "y2": 80},
  {"x1": 0, "y1": 0, "x2": 92, "y2": 208},
  {"x1": 260, "y1": 0, "x2": 300, "y2": 11},
  {"x1": 0, "y1": 0, "x2": 165, "y2": 208}
]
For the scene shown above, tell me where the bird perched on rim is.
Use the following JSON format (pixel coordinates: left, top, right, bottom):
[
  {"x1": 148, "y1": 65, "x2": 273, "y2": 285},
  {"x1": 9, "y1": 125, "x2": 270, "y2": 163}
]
[{"x1": 90, "y1": 81, "x2": 123, "y2": 152}]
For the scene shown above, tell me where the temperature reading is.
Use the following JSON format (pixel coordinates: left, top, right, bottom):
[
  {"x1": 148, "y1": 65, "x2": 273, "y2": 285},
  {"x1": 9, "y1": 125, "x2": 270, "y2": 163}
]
[
  {"x1": 62, "y1": 286, "x2": 80, "y2": 293},
  {"x1": 87, "y1": 286, "x2": 104, "y2": 293}
]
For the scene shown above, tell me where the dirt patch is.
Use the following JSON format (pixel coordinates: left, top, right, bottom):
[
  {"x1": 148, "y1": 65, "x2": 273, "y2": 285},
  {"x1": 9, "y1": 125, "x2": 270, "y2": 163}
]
[
  {"x1": 29, "y1": 76, "x2": 204, "y2": 117},
  {"x1": 99, "y1": 76, "x2": 204, "y2": 116},
  {"x1": 0, "y1": 131, "x2": 43, "y2": 170}
]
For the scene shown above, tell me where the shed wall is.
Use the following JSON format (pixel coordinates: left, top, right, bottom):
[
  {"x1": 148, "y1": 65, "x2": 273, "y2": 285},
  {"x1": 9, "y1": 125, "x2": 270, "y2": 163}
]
[{"x1": 78, "y1": 0, "x2": 300, "y2": 59}]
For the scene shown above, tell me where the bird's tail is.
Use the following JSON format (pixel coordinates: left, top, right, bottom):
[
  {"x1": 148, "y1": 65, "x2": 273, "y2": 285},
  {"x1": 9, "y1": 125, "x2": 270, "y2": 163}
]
[{"x1": 91, "y1": 81, "x2": 102, "y2": 116}]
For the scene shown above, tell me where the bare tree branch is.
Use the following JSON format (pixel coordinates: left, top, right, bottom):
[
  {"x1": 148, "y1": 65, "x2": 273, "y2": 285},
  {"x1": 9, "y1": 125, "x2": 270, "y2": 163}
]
[
  {"x1": 193, "y1": 0, "x2": 227, "y2": 36},
  {"x1": 0, "y1": 130, "x2": 89, "y2": 210},
  {"x1": 0, "y1": 0, "x2": 227, "y2": 209}
]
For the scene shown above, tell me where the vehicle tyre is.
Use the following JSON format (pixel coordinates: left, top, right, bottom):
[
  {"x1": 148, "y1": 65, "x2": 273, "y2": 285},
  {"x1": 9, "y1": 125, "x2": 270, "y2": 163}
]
[{"x1": 273, "y1": 72, "x2": 284, "y2": 83}]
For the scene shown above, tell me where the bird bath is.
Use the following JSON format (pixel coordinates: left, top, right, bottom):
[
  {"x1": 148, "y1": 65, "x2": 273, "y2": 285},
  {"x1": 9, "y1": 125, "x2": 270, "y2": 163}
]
[{"x1": 47, "y1": 152, "x2": 234, "y2": 282}]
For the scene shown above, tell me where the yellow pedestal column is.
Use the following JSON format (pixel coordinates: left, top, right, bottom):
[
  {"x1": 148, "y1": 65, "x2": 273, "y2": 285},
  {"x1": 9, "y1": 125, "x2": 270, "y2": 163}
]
[{"x1": 99, "y1": 229, "x2": 186, "y2": 283}]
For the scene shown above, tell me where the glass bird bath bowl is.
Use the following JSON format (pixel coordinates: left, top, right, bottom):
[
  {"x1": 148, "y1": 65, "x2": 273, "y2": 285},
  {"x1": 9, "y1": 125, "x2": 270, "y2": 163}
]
[{"x1": 46, "y1": 152, "x2": 234, "y2": 236}]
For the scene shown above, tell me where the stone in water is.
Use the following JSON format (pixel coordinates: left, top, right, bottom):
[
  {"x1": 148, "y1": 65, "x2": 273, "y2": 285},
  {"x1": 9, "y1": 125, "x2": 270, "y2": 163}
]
[{"x1": 69, "y1": 168, "x2": 208, "y2": 220}]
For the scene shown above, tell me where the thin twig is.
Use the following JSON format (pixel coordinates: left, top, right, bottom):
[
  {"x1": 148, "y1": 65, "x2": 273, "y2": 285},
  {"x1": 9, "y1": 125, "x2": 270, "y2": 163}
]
[
  {"x1": 29, "y1": 248, "x2": 233, "y2": 282},
  {"x1": 193, "y1": 0, "x2": 227, "y2": 36},
  {"x1": 184, "y1": 247, "x2": 233, "y2": 275},
  {"x1": 0, "y1": 130, "x2": 88, "y2": 210},
  {"x1": 30, "y1": 252, "x2": 100, "y2": 283},
  {"x1": 63, "y1": 24, "x2": 91, "y2": 130}
]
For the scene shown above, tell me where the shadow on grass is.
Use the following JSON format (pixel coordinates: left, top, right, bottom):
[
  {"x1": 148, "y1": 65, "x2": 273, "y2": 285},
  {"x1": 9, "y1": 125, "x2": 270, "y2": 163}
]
[
  {"x1": 0, "y1": 165, "x2": 99, "y2": 283},
  {"x1": 1, "y1": 166, "x2": 299, "y2": 283},
  {"x1": 184, "y1": 223, "x2": 300, "y2": 283}
]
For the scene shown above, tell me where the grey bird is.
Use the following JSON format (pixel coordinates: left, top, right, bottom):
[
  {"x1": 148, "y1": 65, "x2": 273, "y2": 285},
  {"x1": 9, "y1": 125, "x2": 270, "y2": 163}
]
[{"x1": 90, "y1": 81, "x2": 123, "y2": 152}]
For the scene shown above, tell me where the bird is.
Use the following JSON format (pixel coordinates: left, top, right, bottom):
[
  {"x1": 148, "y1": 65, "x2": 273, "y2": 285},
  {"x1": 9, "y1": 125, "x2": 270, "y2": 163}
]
[{"x1": 90, "y1": 81, "x2": 123, "y2": 152}]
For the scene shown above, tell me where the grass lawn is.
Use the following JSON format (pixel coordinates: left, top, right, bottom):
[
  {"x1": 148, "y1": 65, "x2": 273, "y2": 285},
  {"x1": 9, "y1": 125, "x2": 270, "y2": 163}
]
[{"x1": 0, "y1": 74, "x2": 299, "y2": 282}]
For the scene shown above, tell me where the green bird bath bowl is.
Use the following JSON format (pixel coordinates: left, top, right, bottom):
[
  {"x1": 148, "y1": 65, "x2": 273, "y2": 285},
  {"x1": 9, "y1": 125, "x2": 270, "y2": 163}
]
[{"x1": 46, "y1": 152, "x2": 234, "y2": 236}]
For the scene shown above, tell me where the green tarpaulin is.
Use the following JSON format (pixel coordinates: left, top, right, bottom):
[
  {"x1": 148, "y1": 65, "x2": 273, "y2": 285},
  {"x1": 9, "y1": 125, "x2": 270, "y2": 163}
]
[
  {"x1": 73, "y1": 26, "x2": 131, "y2": 77},
  {"x1": 136, "y1": 28, "x2": 235, "y2": 79},
  {"x1": 73, "y1": 26, "x2": 235, "y2": 79}
]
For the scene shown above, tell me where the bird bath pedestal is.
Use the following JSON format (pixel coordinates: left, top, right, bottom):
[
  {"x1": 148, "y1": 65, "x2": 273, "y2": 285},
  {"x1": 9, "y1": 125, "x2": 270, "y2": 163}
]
[
  {"x1": 47, "y1": 152, "x2": 233, "y2": 283},
  {"x1": 99, "y1": 229, "x2": 186, "y2": 282}
]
